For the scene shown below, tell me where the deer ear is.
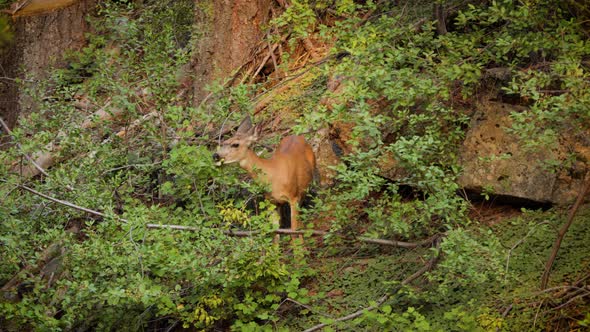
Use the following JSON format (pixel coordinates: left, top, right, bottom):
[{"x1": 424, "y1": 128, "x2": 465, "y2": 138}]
[
  {"x1": 253, "y1": 124, "x2": 262, "y2": 139},
  {"x1": 236, "y1": 115, "x2": 253, "y2": 134},
  {"x1": 243, "y1": 124, "x2": 261, "y2": 146}
]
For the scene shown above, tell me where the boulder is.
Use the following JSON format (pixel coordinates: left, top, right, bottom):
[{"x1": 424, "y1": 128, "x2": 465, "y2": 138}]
[{"x1": 458, "y1": 101, "x2": 588, "y2": 205}]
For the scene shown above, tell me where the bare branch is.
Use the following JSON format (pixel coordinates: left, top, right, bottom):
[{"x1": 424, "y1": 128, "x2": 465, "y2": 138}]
[
  {"x1": 549, "y1": 289, "x2": 590, "y2": 311},
  {"x1": 146, "y1": 223, "x2": 441, "y2": 248},
  {"x1": 17, "y1": 184, "x2": 127, "y2": 223},
  {"x1": 302, "y1": 240, "x2": 442, "y2": 332},
  {"x1": 358, "y1": 234, "x2": 441, "y2": 249},
  {"x1": 5, "y1": 98, "x2": 130, "y2": 179},
  {"x1": 540, "y1": 172, "x2": 590, "y2": 289},
  {"x1": 0, "y1": 117, "x2": 50, "y2": 177},
  {"x1": 250, "y1": 43, "x2": 280, "y2": 83},
  {"x1": 504, "y1": 220, "x2": 551, "y2": 280},
  {"x1": 147, "y1": 224, "x2": 326, "y2": 237}
]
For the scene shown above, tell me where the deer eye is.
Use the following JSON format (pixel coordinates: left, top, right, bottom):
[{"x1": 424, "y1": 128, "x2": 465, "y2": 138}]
[{"x1": 231, "y1": 143, "x2": 240, "y2": 148}]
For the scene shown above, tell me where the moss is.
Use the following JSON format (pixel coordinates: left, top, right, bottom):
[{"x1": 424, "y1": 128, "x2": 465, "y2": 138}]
[{"x1": 278, "y1": 206, "x2": 590, "y2": 330}]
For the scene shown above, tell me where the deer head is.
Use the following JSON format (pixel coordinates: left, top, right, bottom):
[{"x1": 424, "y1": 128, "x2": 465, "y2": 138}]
[{"x1": 212, "y1": 116, "x2": 261, "y2": 165}]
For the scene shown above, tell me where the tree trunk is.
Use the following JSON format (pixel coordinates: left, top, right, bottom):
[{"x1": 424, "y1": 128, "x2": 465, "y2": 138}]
[
  {"x1": 192, "y1": 0, "x2": 272, "y2": 104},
  {"x1": 0, "y1": 0, "x2": 96, "y2": 130}
]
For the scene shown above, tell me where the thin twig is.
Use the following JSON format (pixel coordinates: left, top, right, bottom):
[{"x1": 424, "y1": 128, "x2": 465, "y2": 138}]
[
  {"x1": 504, "y1": 220, "x2": 551, "y2": 281},
  {"x1": 530, "y1": 285, "x2": 585, "y2": 297},
  {"x1": 532, "y1": 298, "x2": 545, "y2": 328},
  {"x1": 164, "y1": 320, "x2": 179, "y2": 332},
  {"x1": 559, "y1": 286, "x2": 590, "y2": 302},
  {"x1": 556, "y1": 273, "x2": 590, "y2": 298},
  {"x1": 145, "y1": 223, "x2": 440, "y2": 248},
  {"x1": 549, "y1": 291, "x2": 590, "y2": 311},
  {"x1": 496, "y1": 304, "x2": 513, "y2": 332},
  {"x1": 0, "y1": 117, "x2": 50, "y2": 177},
  {"x1": 17, "y1": 184, "x2": 128, "y2": 223},
  {"x1": 540, "y1": 172, "x2": 590, "y2": 289},
  {"x1": 267, "y1": 38, "x2": 279, "y2": 74},
  {"x1": 302, "y1": 240, "x2": 442, "y2": 332}
]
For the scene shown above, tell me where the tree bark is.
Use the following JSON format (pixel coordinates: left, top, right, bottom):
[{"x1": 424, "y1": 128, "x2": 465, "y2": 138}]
[
  {"x1": 0, "y1": 0, "x2": 96, "y2": 130},
  {"x1": 192, "y1": 0, "x2": 273, "y2": 104},
  {"x1": 434, "y1": 3, "x2": 447, "y2": 35},
  {"x1": 540, "y1": 172, "x2": 590, "y2": 289}
]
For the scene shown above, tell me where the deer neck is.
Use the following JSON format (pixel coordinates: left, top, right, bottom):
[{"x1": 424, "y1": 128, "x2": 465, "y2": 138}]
[{"x1": 240, "y1": 149, "x2": 271, "y2": 181}]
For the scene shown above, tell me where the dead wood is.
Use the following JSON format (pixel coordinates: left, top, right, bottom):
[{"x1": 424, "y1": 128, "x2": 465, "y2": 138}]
[
  {"x1": 4, "y1": 98, "x2": 124, "y2": 178},
  {"x1": 4, "y1": 97, "x2": 150, "y2": 179},
  {"x1": 302, "y1": 238, "x2": 442, "y2": 332},
  {"x1": 434, "y1": 4, "x2": 448, "y2": 35},
  {"x1": 251, "y1": 51, "x2": 343, "y2": 116},
  {"x1": 146, "y1": 223, "x2": 441, "y2": 249},
  {"x1": 1, "y1": 241, "x2": 64, "y2": 292},
  {"x1": 540, "y1": 172, "x2": 590, "y2": 289},
  {"x1": 17, "y1": 183, "x2": 128, "y2": 223},
  {"x1": 250, "y1": 43, "x2": 280, "y2": 83},
  {"x1": 0, "y1": 117, "x2": 50, "y2": 177}
]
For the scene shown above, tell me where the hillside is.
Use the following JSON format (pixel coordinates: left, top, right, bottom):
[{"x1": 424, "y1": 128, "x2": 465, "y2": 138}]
[{"x1": 1, "y1": 1, "x2": 589, "y2": 331}]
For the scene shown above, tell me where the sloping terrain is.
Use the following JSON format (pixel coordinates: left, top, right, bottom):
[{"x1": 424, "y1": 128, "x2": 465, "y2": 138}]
[{"x1": 0, "y1": 1, "x2": 589, "y2": 331}]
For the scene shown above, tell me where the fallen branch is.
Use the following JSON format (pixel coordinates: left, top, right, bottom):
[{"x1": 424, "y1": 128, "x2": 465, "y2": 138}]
[
  {"x1": 17, "y1": 184, "x2": 128, "y2": 223},
  {"x1": 540, "y1": 172, "x2": 590, "y2": 289},
  {"x1": 0, "y1": 117, "x2": 50, "y2": 177},
  {"x1": 5, "y1": 99, "x2": 121, "y2": 178},
  {"x1": 555, "y1": 273, "x2": 590, "y2": 298},
  {"x1": 358, "y1": 234, "x2": 440, "y2": 249},
  {"x1": 146, "y1": 223, "x2": 440, "y2": 248},
  {"x1": 302, "y1": 239, "x2": 442, "y2": 332},
  {"x1": 550, "y1": 292, "x2": 590, "y2": 311},
  {"x1": 147, "y1": 223, "x2": 327, "y2": 237},
  {"x1": 250, "y1": 43, "x2": 280, "y2": 83},
  {"x1": 6, "y1": 97, "x2": 143, "y2": 179},
  {"x1": 496, "y1": 304, "x2": 513, "y2": 332},
  {"x1": 1, "y1": 241, "x2": 64, "y2": 291},
  {"x1": 505, "y1": 220, "x2": 551, "y2": 280}
]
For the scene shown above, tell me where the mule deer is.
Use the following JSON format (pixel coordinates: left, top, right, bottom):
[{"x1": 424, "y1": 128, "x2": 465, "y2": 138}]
[{"x1": 212, "y1": 116, "x2": 316, "y2": 239}]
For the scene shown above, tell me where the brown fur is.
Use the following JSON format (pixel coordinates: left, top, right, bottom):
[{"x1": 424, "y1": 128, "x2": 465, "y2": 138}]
[{"x1": 213, "y1": 117, "x2": 316, "y2": 236}]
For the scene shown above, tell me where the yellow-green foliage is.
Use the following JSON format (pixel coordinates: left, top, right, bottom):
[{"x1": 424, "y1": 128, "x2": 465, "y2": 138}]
[{"x1": 1, "y1": 0, "x2": 589, "y2": 331}]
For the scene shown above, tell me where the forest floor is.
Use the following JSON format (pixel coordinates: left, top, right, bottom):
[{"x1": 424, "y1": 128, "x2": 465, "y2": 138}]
[{"x1": 277, "y1": 201, "x2": 590, "y2": 331}]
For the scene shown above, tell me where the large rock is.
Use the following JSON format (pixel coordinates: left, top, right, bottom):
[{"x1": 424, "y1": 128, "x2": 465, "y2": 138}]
[
  {"x1": 319, "y1": 97, "x2": 587, "y2": 205},
  {"x1": 458, "y1": 101, "x2": 588, "y2": 205}
]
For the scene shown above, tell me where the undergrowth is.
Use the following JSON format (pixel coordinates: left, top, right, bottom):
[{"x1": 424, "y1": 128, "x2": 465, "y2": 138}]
[{"x1": 1, "y1": 0, "x2": 589, "y2": 331}]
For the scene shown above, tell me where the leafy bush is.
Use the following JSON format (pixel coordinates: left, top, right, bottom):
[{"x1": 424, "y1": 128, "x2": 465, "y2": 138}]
[
  {"x1": 0, "y1": 1, "x2": 311, "y2": 330},
  {"x1": 2, "y1": 0, "x2": 589, "y2": 330}
]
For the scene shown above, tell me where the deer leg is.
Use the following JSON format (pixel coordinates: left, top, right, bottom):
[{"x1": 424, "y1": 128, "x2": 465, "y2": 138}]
[
  {"x1": 272, "y1": 204, "x2": 281, "y2": 244},
  {"x1": 289, "y1": 200, "x2": 303, "y2": 244}
]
